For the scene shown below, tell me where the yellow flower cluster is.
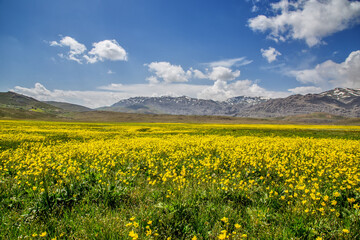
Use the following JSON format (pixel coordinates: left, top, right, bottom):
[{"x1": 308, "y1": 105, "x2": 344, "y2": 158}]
[{"x1": 1, "y1": 120, "x2": 359, "y2": 238}]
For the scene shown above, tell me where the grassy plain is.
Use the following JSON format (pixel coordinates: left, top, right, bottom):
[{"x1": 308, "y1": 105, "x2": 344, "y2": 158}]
[{"x1": 1, "y1": 120, "x2": 360, "y2": 239}]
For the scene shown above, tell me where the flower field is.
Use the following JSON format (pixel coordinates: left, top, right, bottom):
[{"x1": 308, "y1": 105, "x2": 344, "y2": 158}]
[{"x1": 1, "y1": 120, "x2": 360, "y2": 239}]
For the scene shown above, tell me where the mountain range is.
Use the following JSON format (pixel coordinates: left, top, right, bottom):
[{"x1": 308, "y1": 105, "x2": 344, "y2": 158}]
[
  {"x1": 0, "y1": 88, "x2": 360, "y2": 120},
  {"x1": 100, "y1": 88, "x2": 360, "y2": 117}
]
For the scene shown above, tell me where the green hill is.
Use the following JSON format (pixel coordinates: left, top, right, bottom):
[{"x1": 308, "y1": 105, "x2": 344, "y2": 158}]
[
  {"x1": 0, "y1": 91, "x2": 62, "y2": 113},
  {"x1": 44, "y1": 101, "x2": 93, "y2": 112}
]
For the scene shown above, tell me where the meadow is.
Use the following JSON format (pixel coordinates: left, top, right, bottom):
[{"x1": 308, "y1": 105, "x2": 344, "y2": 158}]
[{"x1": 1, "y1": 120, "x2": 360, "y2": 239}]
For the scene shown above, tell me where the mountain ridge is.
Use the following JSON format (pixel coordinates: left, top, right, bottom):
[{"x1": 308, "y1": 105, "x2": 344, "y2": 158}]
[
  {"x1": 1, "y1": 88, "x2": 360, "y2": 119},
  {"x1": 102, "y1": 88, "x2": 360, "y2": 117},
  {"x1": 237, "y1": 88, "x2": 360, "y2": 118}
]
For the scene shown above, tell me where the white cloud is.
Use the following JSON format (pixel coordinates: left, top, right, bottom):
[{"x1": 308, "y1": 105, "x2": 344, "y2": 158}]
[
  {"x1": 261, "y1": 47, "x2": 281, "y2": 63},
  {"x1": 13, "y1": 83, "x2": 121, "y2": 108},
  {"x1": 146, "y1": 62, "x2": 191, "y2": 83},
  {"x1": 198, "y1": 79, "x2": 289, "y2": 101},
  {"x1": 288, "y1": 86, "x2": 323, "y2": 94},
  {"x1": 192, "y1": 69, "x2": 208, "y2": 79},
  {"x1": 189, "y1": 66, "x2": 241, "y2": 82},
  {"x1": 144, "y1": 59, "x2": 245, "y2": 84},
  {"x1": 248, "y1": 0, "x2": 360, "y2": 46},
  {"x1": 50, "y1": 36, "x2": 127, "y2": 64},
  {"x1": 252, "y1": 5, "x2": 259, "y2": 12},
  {"x1": 99, "y1": 82, "x2": 206, "y2": 98},
  {"x1": 208, "y1": 66, "x2": 241, "y2": 81},
  {"x1": 13, "y1": 80, "x2": 291, "y2": 108},
  {"x1": 206, "y1": 57, "x2": 253, "y2": 68},
  {"x1": 290, "y1": 50, "x2": 360, "y2": 88},
  {"x1": 50, "y1": 36, "x2": 87, "y2": 63},
  {"x1": 146, "y1": 76, "x2": 160, "y2": 84},
  {"x1": 84, "y1": 40, "x2": 128, "y2": 63},
  {"x1": 107, "y1": 70, "x2": 115, "y2": 74}
]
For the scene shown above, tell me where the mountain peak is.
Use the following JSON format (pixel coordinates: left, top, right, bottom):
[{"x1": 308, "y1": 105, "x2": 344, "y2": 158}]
[{"x1": 319, "y1": 88, "x2": 360, "y2": 103}]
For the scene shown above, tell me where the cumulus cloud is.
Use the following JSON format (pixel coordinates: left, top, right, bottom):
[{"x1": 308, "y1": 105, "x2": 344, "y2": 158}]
[
  {"x1": 84, "y1": 40, "x2": 128, "y2": 63},
  {"x1": 290, "y1": 50, "x2": 360, "y2": 88},
  {"x1": 192, "y1": 69, "x2": 208, "y2": 79},
  {"x1": 248, "y1": 0, "x2": 360, "y2": 46},
  {"x1": 198, "y1": 79, "x2": 289, "y2": 101},
  {"x1": 288, "y1": 86, "x2": 323, "y2": 94},
  {"x1": 146, "y1": 62, "x2": 191, "y2": 83},
  {"x1": 189, "y1": 66, "x2": 241, "y2": 82},
  {"x1": 261, "y1": 47, "x2": 281, "y2": 63},
  {"x1": 50, "y1": 36, "x2": 87, "y2": 63},
  {"x1": 144, "y1": 57, "x2": 252, "y2": 84},
  {"x1": 50, "y1": 36, "x2": 127, "y2": 64},
  {"x1": 207, "y1": 66, "x2": 241, "y2": 81},
  {"x1": 146, "y1": 76, "x2": 160, "y2": 84},
  {"x1": 206, "y1": 57, "x2": 253, "y2": 68}
]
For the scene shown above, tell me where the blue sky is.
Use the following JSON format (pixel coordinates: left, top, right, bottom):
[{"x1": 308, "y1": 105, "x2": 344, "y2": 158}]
[{"x1": 1, "y1": 0, "x2": 360, "y2": 108}]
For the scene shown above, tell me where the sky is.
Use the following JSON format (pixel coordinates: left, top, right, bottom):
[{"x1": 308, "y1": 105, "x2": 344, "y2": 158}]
[{"x1": 0, "y1": 0, "x2": 360, "y2": 108}]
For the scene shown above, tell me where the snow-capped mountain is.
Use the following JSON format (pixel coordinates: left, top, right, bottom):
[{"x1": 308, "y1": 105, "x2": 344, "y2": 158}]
[
  {"x1": 100, "y1": 88, "x2": 360, "y2": 117},
  {"x1": 319, "y1": 88, "x2": 360, "y2": 104},
  {"x1": 238, "y1": 88, "x2": 360, "y2": 118},
  {"x1": 99, "y1": 95, "x2": 266, "y2": 116}
]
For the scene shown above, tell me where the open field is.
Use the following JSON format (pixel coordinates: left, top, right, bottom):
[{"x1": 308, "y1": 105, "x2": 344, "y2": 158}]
[
  {"x1": 1, "y1": 107, "x2": 360, "y2": 126},
  {"x1": 1, "y1": 120, "x2": 360, "y2": 239}
]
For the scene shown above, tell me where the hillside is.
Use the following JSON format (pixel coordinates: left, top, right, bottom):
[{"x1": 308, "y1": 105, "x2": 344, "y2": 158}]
[
  {"x1": 44, "y1": 101, "x2": 93, "y2": 112},
  {"x1": 0, "y1": 91, "x2": 62, "y2": 113}
]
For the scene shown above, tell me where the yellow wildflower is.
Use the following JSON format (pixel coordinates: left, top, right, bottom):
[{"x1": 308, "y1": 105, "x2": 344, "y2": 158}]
[
  {"x1": 129, "y1": 230, "x2": 138, "y2": 239},
  {"x1": 333, "y1": 192, "x2": 341, "y2": 197},
  {"x1": 221, "y1": 217, "x2": 228, "y2": 223}
]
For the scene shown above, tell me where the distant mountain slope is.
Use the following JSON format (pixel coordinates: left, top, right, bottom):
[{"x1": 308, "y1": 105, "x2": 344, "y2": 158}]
[
  {"x1": 0, "y1": 91, "x2": 62, "y2": 113},
  {"x1": 44, "y1": 101, "x2": 93, "y2": 112},
  {"x1": 0, "y1": 107, "x2": 61, "y2": 120},
  {"x1": 239, "y1": 88, "x2": 360, "y2": 117},
  {"x1": 100, "y1": 95, "x2": 267, "y2": 116},
  {"x1": 102, "y1": 88, "x2": 360, "y2": 117}
]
